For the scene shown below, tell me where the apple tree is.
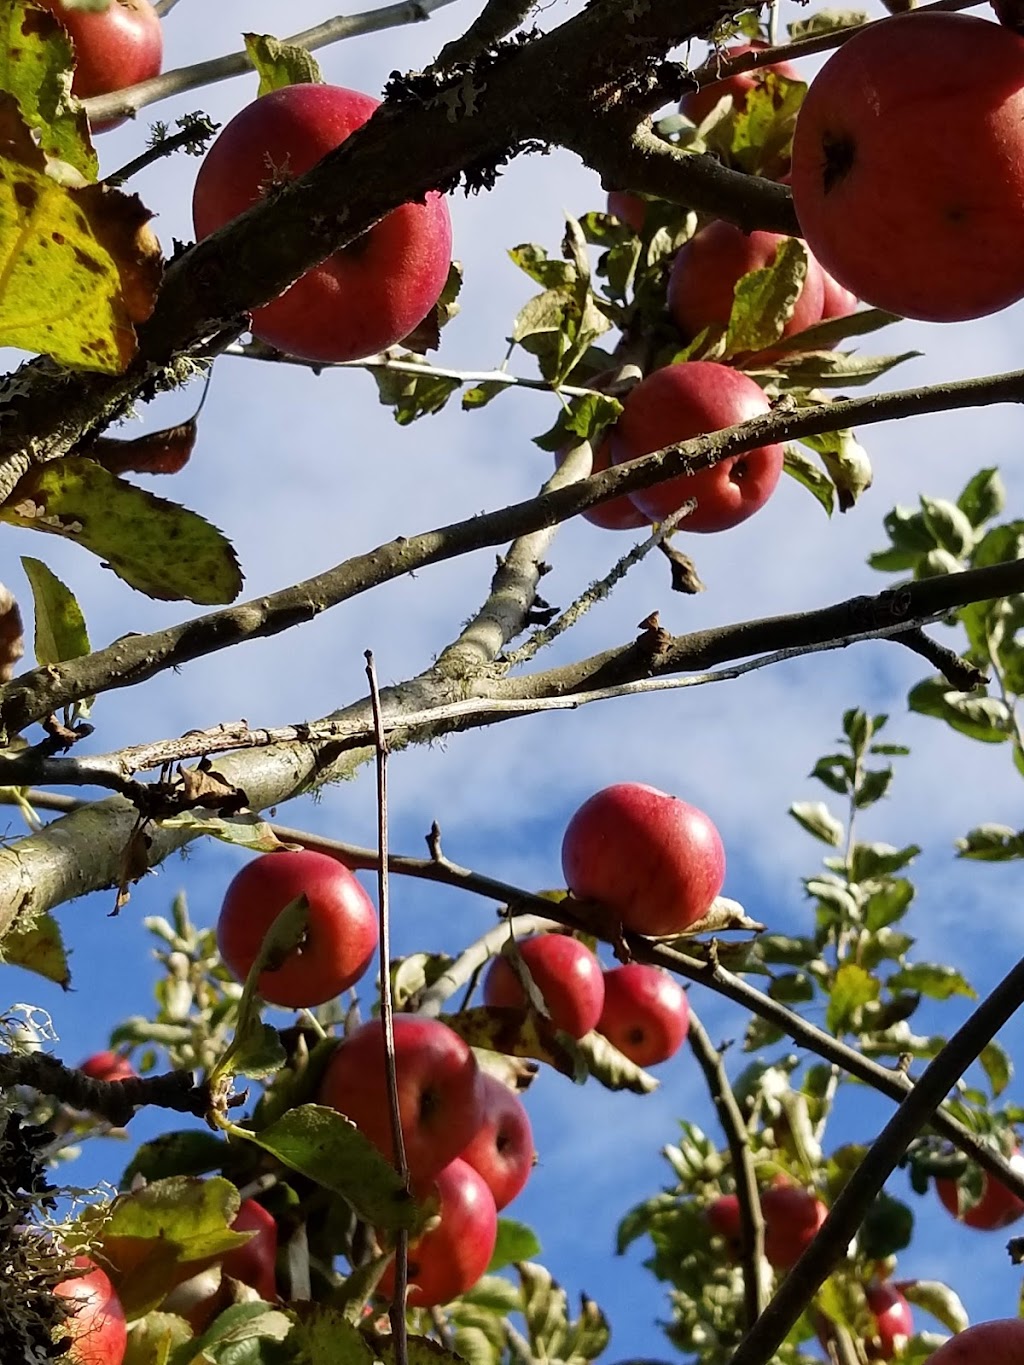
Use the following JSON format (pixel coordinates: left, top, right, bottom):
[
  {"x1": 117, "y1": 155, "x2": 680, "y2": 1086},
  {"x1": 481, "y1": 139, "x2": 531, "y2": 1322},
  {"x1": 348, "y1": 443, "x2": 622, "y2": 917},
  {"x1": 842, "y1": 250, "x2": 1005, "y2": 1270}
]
[{"x1": 3, "y1": 2, "x2": 1024, "y2": 1365}]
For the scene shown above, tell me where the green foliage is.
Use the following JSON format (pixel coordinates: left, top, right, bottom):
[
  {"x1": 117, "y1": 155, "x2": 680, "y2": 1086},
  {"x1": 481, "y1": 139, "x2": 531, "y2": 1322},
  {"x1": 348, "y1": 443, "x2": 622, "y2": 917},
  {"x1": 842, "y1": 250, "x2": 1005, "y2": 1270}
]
[
  {"x1": 243, "y1": 33, "x2": 324, "y2": 95},
  {"x1": 0, "y1": 0, "x2": 95, "y2": 178}
]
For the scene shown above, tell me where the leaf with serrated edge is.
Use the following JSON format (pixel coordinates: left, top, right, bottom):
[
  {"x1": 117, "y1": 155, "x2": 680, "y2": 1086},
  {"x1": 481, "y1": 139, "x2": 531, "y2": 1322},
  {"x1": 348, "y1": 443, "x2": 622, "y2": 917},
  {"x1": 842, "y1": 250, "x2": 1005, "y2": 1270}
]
[
  {"x1": 0, "y1": 0, "x2": 95, "y2": 178},
  {"x1": 564, "y1": 1030, "x2": 658, "y2": 1094}
]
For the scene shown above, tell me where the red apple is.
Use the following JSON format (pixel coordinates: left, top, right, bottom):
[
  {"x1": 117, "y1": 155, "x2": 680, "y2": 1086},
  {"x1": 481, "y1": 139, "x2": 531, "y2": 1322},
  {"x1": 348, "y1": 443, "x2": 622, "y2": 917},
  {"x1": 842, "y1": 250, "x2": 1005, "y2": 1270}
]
[
  {"x1": 681, "y1": 41, "x2": 801, "y2": 125},
  {"x1": 78, "y1": 1052, "x2": 135, "y2": 1083},
  {"x1": 216, "y1": 848, "x2": 378, "y2": 1008},
  {"x1": 819, "y1": 269, "x2": 859, "y2": 322},
  {"x1": 562, "y1": 782, "x2": 725, "y2": 937},
  {"x1": 192, "y1": 84, "x2": 453, "y2": 362},
  {"x1": 864, "y1": 1282, "x2": 914, "y2": 1361},
  {"x1": 761, "y1": 1181, "x2": 827, "y2": 1269},
  {"x1": 668, "y1": 222, "x2": 824, "y2": 348},
  {"x1": 54, "y1": 1256, "x2": 128, "y2": 1365},
  {"x1": 609, "y1": 362, "x2": 784, "y2": 531},
  {"x1": 936, "y1": 1151, "x2": 1024, "y2": 1230},
  {"x1": 37, "y1": 0, "x2": 162, "y2": 128},
  {"x1": 791, "y1": 13, "x2": 1024, "y2": 322},
  {"x1": 596, "y1": 963, "x2": 689, "y2": 1065},
  {"x1": 317, "y1": 1015, "x2": 484, "y2": 1185},
  {"x1": 925, "y1": 1320, "x2": 1024, "y2": 1365},
  {"x1": 706, "y1": 1193, "x2": 742, "y2": 1245},
  {"x1": 483, "y1": 934, "x2": 605, "y2": 1040},
  {"x1": 379, "y1": 1157, "x2": 497, "y2": 1307},
  {"x1": 554, "y1": 437, "x2": 649, "y2": 531},
  {"x1": 607, "y1": 190, "x2": 647, "y2": 232},
  {"x1": 223, "y1": 1199, "x2": 278, "y2": 1301},
  {"x1": 458, "y1": 1071, "x2": 534, "y2": 1210}
]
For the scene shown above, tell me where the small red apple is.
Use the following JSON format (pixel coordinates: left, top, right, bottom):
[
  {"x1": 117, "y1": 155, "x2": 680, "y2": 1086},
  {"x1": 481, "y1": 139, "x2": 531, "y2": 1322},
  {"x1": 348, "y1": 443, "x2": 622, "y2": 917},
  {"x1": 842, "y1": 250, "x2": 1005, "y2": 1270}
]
[
  {"x1": 78, "y1": 1052, "x2": 135, "y2": 1083},
  {"x1": 668, "y1": 222, "x2": 825, "y2": 347},
  {"x1": 216, "y1": 848, "x2": 378, "y2": 1008},
  {"x1": 936, "y1": 1151, "x2": 1024, "y2": 1230},
  {"x1": 484, "y1": 934, "x2": 605, "y2": 1039},
  {"x1": 607, "y1": 190, "x2": 647, "y2": 232},
  {"x1": 317, "y1": 1015, "x2": 484, "y2": 1185},
  {"x1": 223, "y1": 1198, "x2": 278, "y2": 1301},
  {"x1": 791, "y1": 14, "x2": 1024, "y2": 322},
  {"x1": 561, "y1": 782, "x2": 725, "y2": 936},
  {"x1": 609, "y1": 362, "x2": 784, "y2": 531},
  {"x1": 925, "y1": 1320, "x2": 1024, "y2": 1365},
  {"x1": 554, "y1": 438, "x2": 649, "y2": 531},
  {"x1": 192, "y1": 84, "x2": 453, "y2": 362},
  {"x1": 681, "y1": 41, "x2": 801, "y2": 125},
  {"x1": 378, "y1": 1157, "x2": 498, "y2": 1307},
  {"x1": 458, "y1": 1071, "x2": 534, "y2": 1210},
  {"x1": 864, "y1": 1282, "x2": 914, "y2": 1361},
  {"x1": 37, "y1": 0, "x2": 162, "y2": 127},
  {"x1": 54, "y1": 1256, "x2": 128, "y2": 1365},
  {"x1": 596, "y1": 963, "x2": 689, "y2": 1066},
  {"x1": 706, "y1": 1192, "x2": 742, "y2": 1245},
  {"x1": 761, "y1": 1181, "x2": 827, "y2": 1269}
]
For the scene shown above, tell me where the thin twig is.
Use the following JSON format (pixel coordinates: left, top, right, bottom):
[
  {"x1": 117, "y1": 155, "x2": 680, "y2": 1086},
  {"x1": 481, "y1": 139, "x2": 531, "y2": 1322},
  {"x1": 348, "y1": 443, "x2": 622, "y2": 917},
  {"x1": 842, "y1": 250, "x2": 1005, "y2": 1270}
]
[
  {"x1": 365, "y1": 650, "x2": 409, "y2": 1365},
  {"x1": 685, "y1": 1009, "x2": 766, "y2": 1326},
  {"x1": 103, "y1": 115, "x2": 218, "y2": 188},
  {"x1": 727, "y1": 951, "x2": 1024, "y2": 1365}
]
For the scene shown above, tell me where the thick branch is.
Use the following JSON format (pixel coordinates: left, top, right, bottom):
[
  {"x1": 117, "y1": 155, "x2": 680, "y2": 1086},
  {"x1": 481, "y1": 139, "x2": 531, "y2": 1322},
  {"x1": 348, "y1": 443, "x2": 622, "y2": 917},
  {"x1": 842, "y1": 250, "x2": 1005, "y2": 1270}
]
[{"x1": 0, "y1": 1053, "x2": 211, "y2": 1125}]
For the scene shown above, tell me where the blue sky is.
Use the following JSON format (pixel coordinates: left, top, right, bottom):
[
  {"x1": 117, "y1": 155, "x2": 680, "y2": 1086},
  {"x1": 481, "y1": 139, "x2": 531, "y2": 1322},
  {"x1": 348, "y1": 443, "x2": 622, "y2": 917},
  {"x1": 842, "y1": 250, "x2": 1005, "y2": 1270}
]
[{"x1": 5, "y1": 0, "x2": 1024, "y2": 1356}]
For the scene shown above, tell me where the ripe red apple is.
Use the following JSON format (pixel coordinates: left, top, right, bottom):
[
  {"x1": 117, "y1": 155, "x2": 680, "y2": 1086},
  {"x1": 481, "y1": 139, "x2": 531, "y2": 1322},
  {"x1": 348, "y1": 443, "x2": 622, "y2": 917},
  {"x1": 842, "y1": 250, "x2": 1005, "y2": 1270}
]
[
  {"x1": 607, "y1": 191, "x2": 647, "y2": 232},
  {"x1": 378, "y1": 1157, "x2": 497, "y2": 1307},
  {"x1": 78, "y1": 1051, "x2": 135, "y2": 1083},
  {"x1": 925, "y1": 1320, "x2": 1024, "y2": 1365},
  {"x1": 864, "y1": 1282, "x2": 914, "y2": 1361},
  {"x1": 458, "y1": 1071, "x2": 534, "y2": 1210},
  {"x1": 562, "y1": 782, "x2": 725, "y2": 936},
  {"x1": 54, "y1": 1256, "x2": 128, "y2": 1365},
  {"x1": 37, "y1": 0, "x2": 162, "y2": 128},
  {"x1": 706, "y1": 1192, "x2": 742, "y2": 1245},
  {"x1": 761, "y1": 1181, "x2": 827, "y2": 1268},
  {"x1": 609, "y1": 362, "x2": 784, "y2": 531},
  {"x1": 223, "y1": 1199, "x2": 278, "y2": 1301},
  {"x1": 317, "y1": 1015, "x2": 484, "y2": 1185},
  {"x1": 216, "y1": 848, "x2": 378, "y2": 1008},
  {"x1": 554, "y1": 438, "x2": 649, "y2": 531},
  {"x1": 819, "y1": 269, "x2": 859, "y2": 322},
  {"x1": 936, "y1": 1151, "x2": 1024, "y2": 1230},
  {"x1": 192, "y1": 84, "x2": 453, "y2": 362},
  {"x1": 681, "y1": 41, "x2": 801, "y2": 125},
  {"x1": 791, "y1": 13, "x2": 1024, "y2": 322},
  {"x1": 667, "y1": 221, "x2": 825, "y2": 347},
  {"x1": 484, "y1": 934, "x2": 605, "y2": 1039},
  {"x1": 596, "y1": 963, "x2": 689, "y2": 1066}
]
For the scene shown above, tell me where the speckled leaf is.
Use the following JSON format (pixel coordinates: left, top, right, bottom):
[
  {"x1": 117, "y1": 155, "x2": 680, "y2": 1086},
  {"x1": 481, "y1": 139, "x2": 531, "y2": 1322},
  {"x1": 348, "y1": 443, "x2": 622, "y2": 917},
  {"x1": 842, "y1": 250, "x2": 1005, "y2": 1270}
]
[
  {"x1": 3, "y1": 459, "x2": 243, "y2": 604},
  {"x1": 0, "y1": 0, "x2": 95, "y2": 178},
  {"x1": 443, "y1": 1006, "x2": 584, "y2": 1080},
  {"x1": 1, "y1": 909, "x2": 69, "y2": 987}
]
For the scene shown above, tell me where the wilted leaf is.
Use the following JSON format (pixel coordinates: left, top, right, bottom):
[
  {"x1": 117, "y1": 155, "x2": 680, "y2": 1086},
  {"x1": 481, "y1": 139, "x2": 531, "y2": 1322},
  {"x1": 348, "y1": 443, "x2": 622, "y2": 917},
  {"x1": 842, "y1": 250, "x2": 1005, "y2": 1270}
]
[
  {"x1": 443, "y1": 1006, "x2": 582, "y2": 1080},
  {"x1": 0, "y1": 93, "x2": 160, "y2": 370},
  {"x1": 800, "y1": 428, "x2": 872, "y2": 511},
  {"x1": 1, "y1": 910, "x2": 69, "y2": 986},
  {"x1": 0, "y1": 0, "x2": 95, "y2": 178},
  {"x1": 84, "y1": 419, "x2": 197, "y2": 477},
  {"x1": 243, "y1": 32, "x2": 323, "y2": 95},
  {"x1": 563, "y1": 1029, "x2": 658, "y2": 1094},
  {"x1": 0, "y1": 580, "x2": 23, "y2": 680},
  {"x1": 725, "y1": 236, "x2": 808, "y2": 355},
  {"x1": 2, "y1": 459, "x2": 243, "y2": 604},
  {"x1": 400, "y1": 260, "x2": 462, "y2": 354},
  {"x1": 156, "y1": 810, "x2": 297, "y2": 853}
]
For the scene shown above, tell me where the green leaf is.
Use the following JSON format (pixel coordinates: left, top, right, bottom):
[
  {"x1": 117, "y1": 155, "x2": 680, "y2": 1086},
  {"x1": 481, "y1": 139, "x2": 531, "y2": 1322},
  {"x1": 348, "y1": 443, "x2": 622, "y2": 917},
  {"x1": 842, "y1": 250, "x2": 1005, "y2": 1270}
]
[
  {"x1": 373, "y1": 361, "x2": 460, "y2": 424},
  {"x1": 789, "y1": 10, "x2": 869, "y2": 39},
  {"x1": 518, "y1": 1262, "x2": 610, "y2": 1365},
  {"x1": 758, "y1": 934, "x2": 820, "y2": 967},
  {"x1": 849, "y1": 842, "x2": 920, "y2": 879},
  {"x1": 888, "y1": 964, "x2": 975, "y2": 1002},
  {"x1": 725, "y1": 236, "x2": 808, "y2": 355},
  {"x1": 857, "y1": 1190, "x2": 913, "y2": 1259},
  {"x1": 958, "y1": 467, "x2": 1006, "y2": 527},
  {"x1": 20, "y1": 554, "x2": 90, "y2": 669},
  {"x1": 157, "y1": 810, "x2": 296, "y2": 854},
  {"x1": 789, "y1": 800, "x2": 844, "y2": 846},
  {"x1": 462, "y1": 380, "x2": 506, "y2": 410},
  {"x1": 843, "y1": 707, "x2": 872, "y2": 753},
  {"x1": 919, "y1": 495, "x2": 975, "y2": 558},
  {"x1": 238, "y1": 1104, "x2": 424, "y2": 1231},
  {"x1": 508, "y1": 242, "x2": 576, "y2": 288},
  {"x1": 120, "y1": 1131, "x2": 229, "y2": 1188},
  {"x1": 563, "y1": 1028, "x2": 659, "y2": 1094},
  {"x1": 972, "y1": 520, "x2": 1024, "y2": 569},
  {"x1": 230, "y1": 1020, "x2": 287, "y2": 1080},
  {"x1": 0, "y1": 0, "x2": 95, "y2": 179},
  {"x1": 955, "y1": 823, "x2": 1024, "y2": 861},
  {"x1": 898, "y1": 1281, "x2": 968, "y2": 1336},
  {"x1": 768, "y1": 349, "x2": 918, "y2": 388},
  {"x1": 800, "y1": 428, "x2": 872, "y2": 511},
  {"x1": 170, "y1": 1303, "x2": 292, "y2": 1364},
  {"x1": 863, "y1": 878, "x2": 914, "y2": 932},
  {"x1": 768, "y1": 972, "x2": 815, "y2": 1005},
  {"x1": 782, "y1": 444, "x2": 833, "y2": 515},
  {"x1": 826, "y1": 963, "x2": 879, "y2": 1036},
  {"x1": 868, "y1": 504, "x2": 938, "y2": 573},
  {"x1": 0, "y1": 910, "x2": 70, "y2": 987},
  {"x1": 854, "y1": 765, "x2": 892, "y2": 809},
  {"x1": 810, "y1": 753, "x2": 854, "y2": 796},
  {"x1": 979, "y1": 1040, "x2": 1013, "y2": 1098},
  {"x1": 2, "y1": 459, "x2": 243, "y2": 604},
  {"x1": 124, "y1": 1310, "x2": 193, "y2": 1364},
  {"x1": 243, "y1": 33, "x2": 323, "y2": 95},
  {"x1": 907, "y1": 678, "x2": 1010, "y2": 743},
  {"x1": 487, "y1": 1217, "x2": 542, "y2": 1272}
]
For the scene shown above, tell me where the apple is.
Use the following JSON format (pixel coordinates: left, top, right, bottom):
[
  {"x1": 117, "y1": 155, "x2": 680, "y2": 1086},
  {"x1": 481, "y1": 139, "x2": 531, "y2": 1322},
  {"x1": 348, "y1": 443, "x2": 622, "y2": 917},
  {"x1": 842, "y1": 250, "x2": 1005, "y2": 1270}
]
[
  {"x1": 864, "y1": 1282, "x2": 914, "y2": 1361},
  {"x1": 37, "y1": 0, "x2": 162, "y2": 129},
  {"x1": 706, "y1": 1193, "x2": 742, "y2": 1246},
  {"x1": 192, "y1": 84, "x2": 453, "y2": 363},
  {"x1": 555, "y1": 437, "x2": 649, "y2": 531},
  {"x1": 681, "y1": 41, "x2": 801, "y2": 125},
  {"x1": 216, "y1": 848, "x2": 378, "y2": 1008},
  {"x1": 77, "y1": 1052, "x2": 135, "y2": 1083},
  {"x1": 596, "y1": 963, "x2": 689, "y2": 1066},
  {"x1": 54, "y1": 1256, "x2": 128, "y2": 1365},
  {"x1": 317, "y1": 1015, "x2": 484, "y2": 1185},
  {"x1": 561, "y1": 782, "x2": 725, "y2": 936},
  {"x1": 790, "y1": 13, "x2": 1024, "y2": 322},
  {"x1": 458, "y1": 1071, "x2": 534, "y2": 1210},
  {"x1": 223, "y1": 1198, "x2": 278, "y2": 1301},
  {"x1": 935, "y1": 1151, "x2": 1024, "y2": 1230},
  {"x1": 925, "y1": 1320, "x2": 1024, "y2": 1365},
  {"x1": 608, "y1": 362, "x2": 784, "y2": 530},
  {"x1": 607, "y1": 191, "x2": 647, "y2": 232},
  {"x1": 761, "y1": 1181, "x2": 827, "y2": 1269},
  {"x1": 667, "y1": 221, "x2": 825, "y2": 347},
  {"x1": 819, "y1": 269, "x2": 859, "y2": 322},
  {"x1": 483, "y1": 934, "x2": 605, "y2": 1039},
  {"x1": 378, "y1": 1157, "x2": 497, "y2": 1307}
]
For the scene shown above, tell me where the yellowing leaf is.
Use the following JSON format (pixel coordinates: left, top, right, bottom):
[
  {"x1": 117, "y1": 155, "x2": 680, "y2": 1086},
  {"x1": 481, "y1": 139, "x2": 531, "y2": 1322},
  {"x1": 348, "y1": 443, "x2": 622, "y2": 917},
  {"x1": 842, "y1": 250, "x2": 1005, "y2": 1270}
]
[
  {"x1": 0, "y1": 93, "x2": 160, "y2": 371},
  {"x1": 2, "y1": 459, "x2": 243, "y2": 604},
  {"x1": 1, "y1": 909, "x2": 70, "y2": 987},
  {"x1": 243, "y1": 32, "x2": 323, "y2": 96},
  {"x1": 0, "y1": 0, "x2": 95, "y2": 178}
]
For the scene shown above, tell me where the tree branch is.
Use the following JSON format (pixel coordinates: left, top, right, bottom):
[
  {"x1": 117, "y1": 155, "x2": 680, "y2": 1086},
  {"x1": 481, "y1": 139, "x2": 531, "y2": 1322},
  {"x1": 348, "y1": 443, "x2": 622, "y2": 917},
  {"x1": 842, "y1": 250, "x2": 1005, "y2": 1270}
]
[{"x1": 0, "y1": 1053, "x2": 211, "y2": 1125}]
